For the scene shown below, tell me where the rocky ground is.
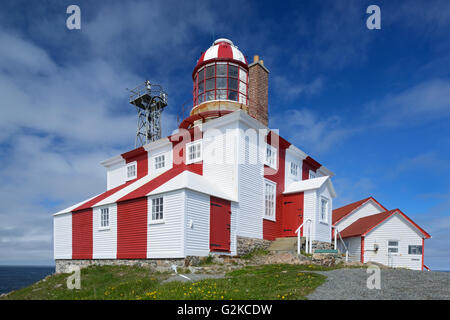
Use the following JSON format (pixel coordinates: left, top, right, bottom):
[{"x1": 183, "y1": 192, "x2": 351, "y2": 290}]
[{"x1": 307, "y1": 268, "x2": 450, "y2": 300}]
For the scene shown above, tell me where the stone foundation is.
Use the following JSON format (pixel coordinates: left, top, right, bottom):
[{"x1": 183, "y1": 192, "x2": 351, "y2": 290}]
[
  {"x1": 55, "y1": 258, "x2": 187, "y2": 274},
  {"x1": 311, "y1": 240, "x2": 334, "y2": 251},
  {"x1": 236, "y1": 236, "x2": 271, "y2": 256}
]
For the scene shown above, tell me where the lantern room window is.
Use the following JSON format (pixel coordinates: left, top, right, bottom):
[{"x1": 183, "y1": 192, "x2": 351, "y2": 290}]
[{"x1": 193, "y1": 62, "x2": 248, "y2": 106}]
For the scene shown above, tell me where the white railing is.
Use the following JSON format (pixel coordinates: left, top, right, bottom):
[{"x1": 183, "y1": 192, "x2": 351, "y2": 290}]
[
  {"x1": 333, "y1": 228, "x2": 349, "y2": 262},
  {"x1": 295, "y1": 219, "x2": 312, "y2": 255}
]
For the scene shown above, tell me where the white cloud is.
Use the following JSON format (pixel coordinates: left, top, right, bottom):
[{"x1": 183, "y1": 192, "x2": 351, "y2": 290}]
[
  {"x1": 365, "y1": 79, "x2": 450, "y2": 127},
  {"x1": 271, "y1": 108, "x2": 359, "y2": 155}
]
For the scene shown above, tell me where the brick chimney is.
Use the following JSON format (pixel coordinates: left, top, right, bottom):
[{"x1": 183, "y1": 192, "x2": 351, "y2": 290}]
[{"x1": 248, "y1": 55, "x2": 269, "y2": 126}]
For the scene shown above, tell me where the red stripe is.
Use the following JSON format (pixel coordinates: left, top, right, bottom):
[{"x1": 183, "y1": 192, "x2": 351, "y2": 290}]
[
  {"x1": 122, "y1": 147, "x2": 148, "y2": 179},
  {"x1": 72, "y1": 208, "x2": 93, "y2": 259},
  {"x1": 421, "y1": 238, "x2": 424, "y2": 271},
  {"x1": 263, "y1": 131, "x2": 291, "y2": 240},
  {"x1": 217, "y1": 43, "x2": 233, "y2": 60},
  {"x1": 73, "y1": 180, "x2": 135, "y2": 211},
  {"x1": 117, "y1": 197, "x2": 147, "y2": 259},
  {"x1": 361, "y1": 237, "x2": 365, "y2": 264}
]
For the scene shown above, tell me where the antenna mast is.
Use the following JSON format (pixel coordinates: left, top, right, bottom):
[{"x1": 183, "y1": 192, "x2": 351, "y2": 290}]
[{"x1": 129, "y1": 81, "x2": 168, "y2": 147}]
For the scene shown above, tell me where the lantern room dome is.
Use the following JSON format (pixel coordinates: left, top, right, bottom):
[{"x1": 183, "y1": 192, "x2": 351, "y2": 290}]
[{"x1": 193, "y1": 38, "x2": 248, "y2": 77}]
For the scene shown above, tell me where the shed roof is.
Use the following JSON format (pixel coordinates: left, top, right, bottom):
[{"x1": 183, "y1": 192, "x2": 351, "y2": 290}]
[
  {"x1": 332, "y1": 196, "x2": 387, "y2": 225},
  {"x1": 339, "y1": 209, "x2": 431, "y2": 239},
  {"x1": 283, "y1": 176, "x2": 336, "y2": 198}
]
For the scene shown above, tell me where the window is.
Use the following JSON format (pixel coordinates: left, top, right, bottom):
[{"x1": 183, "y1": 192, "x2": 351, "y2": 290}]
[
  {"x1": 290, "y1": 162, "x2": 298, "y2": 177},
  {"x1": 126, "y1": 162, "x2": 137, "y2": 180},
  {"x1": 320, "y1": 197, "x2": 328, "y2": 222},
  {"x1": 193, "y1": 62, "x2": 248, "y2": 106},
  {"x1": 265, "y1": 144, "x2": 277, "y2": 169},
  {"x1": 264, "y1": 180, "x2": 276, "y2": 221},
  {"x1": 154, "y1": 154, "x2": 165, "y2": 170},
  {"x1": 186, "y1": 141, "x2": 202, "y2": 164},
  {"x1": 151, "y1": 197, "x2": 164, "y2": 221},
  {"x1": 100, "y1": 208, "x2": 109, "y2": 228},
  {"x1": 408, "y1": 245, "x2": 422, "y2": 255},
  {"x1": 309, "y1": 171, "x2": 316, "y2": 179},
  {"x1": 388, "y1": 240, "x2": 399, "y2": 253}
]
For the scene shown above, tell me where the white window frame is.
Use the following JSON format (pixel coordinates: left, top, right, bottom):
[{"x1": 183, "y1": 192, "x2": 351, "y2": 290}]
[
  {"x1": 320, "y1": 197, "x2": 329, "y2": 223},
  {"x1": 100, "y1": 207, "x2": 110, "y2": 230},
  {"x1": 408, "y1": 245, "x2": 423, "y2": 255},
  {"x1": 126, "y1": 161, "x2": 137, "y2": 180},
  {"x1": 186, "y1": 141, "x2": 202, "y2": 164},
  {"x1": 153, "y1": 153, "x2": 166, "y2": 170},
  {"x1": 309, "y1": 170, "x2": 316, "y2": 179},
  {"x1": 388, "y1": 240, "x2": 399, "y2": 255},
  {"x1": 264, "y1": 144, "x2": 277, "y2": 169},
  {"x1": 290, "y1": 162, "x2": 299, "y2": 177},
  {"x1": 264, "y1": 179, "x2": 276, "y2": 221},
  {"x1": 149, "y1": 196, "x2": 164, "y2": 224}
]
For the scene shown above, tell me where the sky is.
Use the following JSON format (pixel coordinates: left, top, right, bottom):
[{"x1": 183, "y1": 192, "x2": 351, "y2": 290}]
[{"x1": 0, "y1": 0, "x2": 449, "y2": 269}]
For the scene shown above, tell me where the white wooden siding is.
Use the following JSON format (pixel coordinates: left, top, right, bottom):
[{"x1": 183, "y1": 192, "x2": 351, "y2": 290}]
[
  {"x1": 338, "y1": 236, "x2": 361, "y2": 261},
  {"x1": 284, "y1": 150, "x2": 302, "y2": 190},
  {"x1": 106, "y1": 161, "x2": 126, "y2": 190},
  {"x1": 236, "y1": 123, "x2": 264, "y2": 239},
  {"x1": 147, "y1": 143, "x2": 172, "y2": 175},
  {"x1": 364, "y1": 214, "x2": 423, "y2": 270},
  {"x1": 147, "y1": 190, "x2": 185, "y2": 258},
  {"x1": 185, "y1": 190, "x2": 210, "y2": 257},
  {"x1": 54, "y1": 212, "x2": 72, "y2": 259},
  {"x1": 230, "y1": 201, "x2": 238, "y2": 255},
  {"x1": 303, "y1": 190, "x2": 317, "y2": 240},
  {"x1": 314, "y1": 184, "x2": 332, "y2": 243},
  {"x1": 203, "y1": 126, "x2": 238, "y2": 198},
  {"x1": 335, "y1": 201, "x2": 384, "y2": 231},
  {"x1": 93, "y1": 204, "x2": 117, "y2": 259}
]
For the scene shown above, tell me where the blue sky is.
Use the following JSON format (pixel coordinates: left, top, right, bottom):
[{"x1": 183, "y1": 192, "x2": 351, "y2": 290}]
[{"x1": 0, "y1": 0, "x2": 449, "y2": 269}]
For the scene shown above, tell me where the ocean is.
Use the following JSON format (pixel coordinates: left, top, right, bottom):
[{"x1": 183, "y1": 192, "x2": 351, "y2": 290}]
[{"x1": 0, "y1": 266, "x2": 55, "y2": 294}]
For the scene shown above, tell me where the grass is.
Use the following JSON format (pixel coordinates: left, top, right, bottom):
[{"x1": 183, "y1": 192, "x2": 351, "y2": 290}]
[
  {"x1": 1, "y1": 264, "x2": 327, "y2": 300},
  {"x1": 241, "y1": 248, "x2": 270, "y2": 260}
]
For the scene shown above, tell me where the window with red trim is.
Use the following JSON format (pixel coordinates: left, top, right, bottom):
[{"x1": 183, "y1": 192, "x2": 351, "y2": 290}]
[{"x1": 193, "y1": 62, "x2": 248, "y2": 106}]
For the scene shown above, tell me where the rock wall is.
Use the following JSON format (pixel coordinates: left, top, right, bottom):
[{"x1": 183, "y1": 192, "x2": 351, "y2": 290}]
[
  {"x1": 236, "y1": 236, "x2": 271, "y2": 256},
  {"x1": 55, "y1": 258, "x2": 186, "y2": 274}
]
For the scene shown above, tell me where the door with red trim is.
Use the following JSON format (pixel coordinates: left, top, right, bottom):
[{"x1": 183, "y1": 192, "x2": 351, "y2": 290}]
[
  {"x1": 282, "y1": 193, "x2": 303, "y2": 237},
  {"x1": 210, "y1": 196, "x2": 231, "y2": 252}
]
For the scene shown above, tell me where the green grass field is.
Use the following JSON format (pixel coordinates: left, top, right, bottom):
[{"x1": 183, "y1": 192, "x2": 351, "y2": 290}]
[{"x1": 1, "y1": 264, "x2": 330, "y2": 300}]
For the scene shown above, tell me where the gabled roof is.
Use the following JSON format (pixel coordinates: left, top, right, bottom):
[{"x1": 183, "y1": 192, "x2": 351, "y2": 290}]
[
  {"x1": 148, "y1": 171, "x2": 236, "y2": 202},
  {"x1": 339, "y1": 209, "x2": 431, "y2": 239},
  {"x1": 332, "y1": 196, "x2": 387, "y2": 225},
  {"x1": 283, "y1": 176, "x2": 336, "y2": 198}
]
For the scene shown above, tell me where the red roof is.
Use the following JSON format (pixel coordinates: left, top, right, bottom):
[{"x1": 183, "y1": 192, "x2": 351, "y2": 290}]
[
  {"x1": 332, "y1": 196, "x2": 387, "y2": 225},
  {"x1": 339, "y1": 209, "x2": 431, "y2": 239}
]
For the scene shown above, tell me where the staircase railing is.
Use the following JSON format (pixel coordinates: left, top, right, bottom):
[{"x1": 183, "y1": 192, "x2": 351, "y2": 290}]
[
  {"x1": 295, "y1": 219, "x2": 313, "y2": 255},
  {"x1": 333, "y1": 228, "x2": 349, "y2": 262}
]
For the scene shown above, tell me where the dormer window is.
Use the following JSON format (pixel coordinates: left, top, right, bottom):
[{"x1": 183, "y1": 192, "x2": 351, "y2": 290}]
[
  {"x1": 126, "y1": 162, "x2": 137, "y2": 180},
  {"x1": 186, "y1": 141, "x2": 202, "y2": 164},
  {"x1": 290, "y1": 162, "x2": 298, "y2": 177},
  {"x1": 265, "y1": 144, "x2": 277, "y2": 169},
  {"x1": 154, "y1": 154, "x2": 165, "y2": 170}
]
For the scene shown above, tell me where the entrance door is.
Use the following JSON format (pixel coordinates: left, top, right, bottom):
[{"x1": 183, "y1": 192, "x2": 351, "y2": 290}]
[
  {"x1": 210, "y1": 196, "x2": 231, "y2": 252},
  {"x1": 282, "y1": 193, "x2": 303, "y2": 237}
]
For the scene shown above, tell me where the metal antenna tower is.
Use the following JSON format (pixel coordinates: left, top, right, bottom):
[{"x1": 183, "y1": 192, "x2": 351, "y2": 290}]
[{"x1": 129, "y1": 81, "x2": 168, "y2": 147}]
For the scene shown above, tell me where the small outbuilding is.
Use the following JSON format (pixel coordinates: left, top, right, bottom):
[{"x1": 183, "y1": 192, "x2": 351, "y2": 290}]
[{"x1": 333, "y1": 197, "x2": 431, "y2": 270}]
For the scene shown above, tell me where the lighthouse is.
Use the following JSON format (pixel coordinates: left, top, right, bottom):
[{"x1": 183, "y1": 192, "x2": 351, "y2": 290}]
[{"x1": 180, "y1": 38, "x2": 269, "y2": 129}]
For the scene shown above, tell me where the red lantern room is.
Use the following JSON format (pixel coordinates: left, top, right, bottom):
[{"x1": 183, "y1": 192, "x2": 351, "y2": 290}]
[{"x1": 180, "y1": 38, "x2": 269, "y2": 129}]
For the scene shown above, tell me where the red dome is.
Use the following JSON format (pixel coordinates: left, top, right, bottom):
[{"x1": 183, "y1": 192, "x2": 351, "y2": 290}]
[{"x1": 193, "y1": 39, "x2": 248, "y2": 77}]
